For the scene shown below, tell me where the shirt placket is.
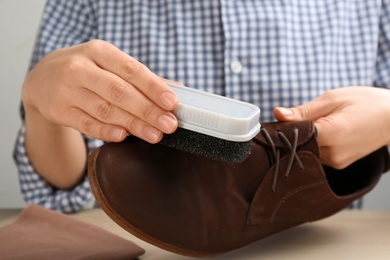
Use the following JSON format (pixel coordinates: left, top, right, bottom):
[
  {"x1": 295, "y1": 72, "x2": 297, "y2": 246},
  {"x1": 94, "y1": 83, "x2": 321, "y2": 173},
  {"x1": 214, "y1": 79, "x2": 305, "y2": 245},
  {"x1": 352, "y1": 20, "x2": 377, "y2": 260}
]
[{"x1": 220, "y1": 0, "x2": 247, "y2": 101}]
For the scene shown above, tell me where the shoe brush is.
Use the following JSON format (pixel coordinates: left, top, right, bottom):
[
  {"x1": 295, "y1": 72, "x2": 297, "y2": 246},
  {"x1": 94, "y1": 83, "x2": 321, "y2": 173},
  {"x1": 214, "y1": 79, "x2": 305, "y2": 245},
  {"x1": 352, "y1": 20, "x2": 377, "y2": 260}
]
[{"x1": 161, "y1": 83, "x2": 261, "y2": 163}]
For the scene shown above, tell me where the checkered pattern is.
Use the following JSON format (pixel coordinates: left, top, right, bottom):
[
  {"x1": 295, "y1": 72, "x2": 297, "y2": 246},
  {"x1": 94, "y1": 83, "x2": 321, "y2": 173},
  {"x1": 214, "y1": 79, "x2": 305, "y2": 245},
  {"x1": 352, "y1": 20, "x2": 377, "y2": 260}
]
[
  {"x1": 14, "y1": 126, "x2": 103, "y2": 212},
  {"x1": 14, "y1": 0, "x2": 390, "y2": 212}
]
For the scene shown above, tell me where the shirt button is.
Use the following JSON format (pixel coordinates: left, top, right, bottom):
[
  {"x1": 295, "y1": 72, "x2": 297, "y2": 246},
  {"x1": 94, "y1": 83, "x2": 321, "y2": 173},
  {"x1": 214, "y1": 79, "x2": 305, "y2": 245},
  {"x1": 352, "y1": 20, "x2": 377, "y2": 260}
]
[{"x1": 230, "y1": 58, "x2": 243, "y2": 74}]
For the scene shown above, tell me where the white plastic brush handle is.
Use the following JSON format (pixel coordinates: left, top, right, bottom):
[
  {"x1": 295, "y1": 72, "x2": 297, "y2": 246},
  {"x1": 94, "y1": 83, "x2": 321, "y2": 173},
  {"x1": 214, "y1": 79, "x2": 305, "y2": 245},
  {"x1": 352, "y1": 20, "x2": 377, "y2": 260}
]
[{"x1": 167, "y1": 83, "x2": 261, "y2": 142}]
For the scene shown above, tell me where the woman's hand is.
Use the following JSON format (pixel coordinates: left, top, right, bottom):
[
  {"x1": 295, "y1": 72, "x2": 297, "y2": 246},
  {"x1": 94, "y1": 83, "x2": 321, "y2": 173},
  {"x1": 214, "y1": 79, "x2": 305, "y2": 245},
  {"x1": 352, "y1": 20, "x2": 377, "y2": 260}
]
[
  {"x1": 22, "y1": 39, "x2": 179, "y2": 144},
  {"x1": 274, "y1": 87, "x2": 390, "y2": 169},
  {"x1": 22, "y1": 40, "x2": 180, "y2": 188}
]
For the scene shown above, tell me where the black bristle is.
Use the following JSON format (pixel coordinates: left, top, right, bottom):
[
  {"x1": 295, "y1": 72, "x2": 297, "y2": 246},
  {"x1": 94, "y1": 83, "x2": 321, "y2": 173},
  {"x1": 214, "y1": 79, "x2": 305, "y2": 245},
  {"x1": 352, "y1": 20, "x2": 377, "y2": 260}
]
[{"x1": 160, "y1": 128, "x2": 252, "y2": 163}]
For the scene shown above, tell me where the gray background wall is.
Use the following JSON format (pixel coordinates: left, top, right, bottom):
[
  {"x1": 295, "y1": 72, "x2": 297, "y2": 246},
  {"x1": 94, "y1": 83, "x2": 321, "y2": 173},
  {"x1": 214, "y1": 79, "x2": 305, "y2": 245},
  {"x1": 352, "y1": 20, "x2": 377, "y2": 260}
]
[
  {"x1": 0, "y1": 0, "x2": 389, "y2": 209},
  {"x1": 0, "y1": 0, "x2": 46, "y2": 208}
]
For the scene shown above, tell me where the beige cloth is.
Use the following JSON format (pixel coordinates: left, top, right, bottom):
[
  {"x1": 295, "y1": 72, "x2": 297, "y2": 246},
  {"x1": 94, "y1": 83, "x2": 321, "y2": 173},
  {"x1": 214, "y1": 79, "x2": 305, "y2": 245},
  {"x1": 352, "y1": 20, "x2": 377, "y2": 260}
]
[{"x1": 0, "y1": 204, "x2": 144, "y2": 259}]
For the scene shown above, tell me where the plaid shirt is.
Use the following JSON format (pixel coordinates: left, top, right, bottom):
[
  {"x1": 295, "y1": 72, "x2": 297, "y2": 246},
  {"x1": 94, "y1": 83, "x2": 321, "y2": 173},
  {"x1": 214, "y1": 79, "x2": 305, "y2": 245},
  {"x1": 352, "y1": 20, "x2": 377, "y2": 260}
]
[{"x1": 14, "y1": 0, "x2": 390, "y2": 212}]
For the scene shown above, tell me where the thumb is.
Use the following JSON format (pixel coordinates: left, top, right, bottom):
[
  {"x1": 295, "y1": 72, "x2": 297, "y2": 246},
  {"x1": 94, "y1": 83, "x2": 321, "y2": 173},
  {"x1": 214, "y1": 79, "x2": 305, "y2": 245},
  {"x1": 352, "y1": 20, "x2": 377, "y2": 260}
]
[
  {"x1": 274, "y1": 96, "x2": 332, "y2": 122},
  {"x1": 274, "y1": 105, "x2": 325, "y2": 144},
  {"x1": 274, "y1": 105, "x2": 313, "y2": 122}
]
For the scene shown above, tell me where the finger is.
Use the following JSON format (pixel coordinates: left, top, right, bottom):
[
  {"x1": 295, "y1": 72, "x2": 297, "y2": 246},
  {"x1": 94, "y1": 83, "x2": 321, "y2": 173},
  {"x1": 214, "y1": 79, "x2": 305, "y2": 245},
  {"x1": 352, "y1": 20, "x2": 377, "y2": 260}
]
[
  {"x1": 70, "y1": 86, "x2": 168, "y2": 142},
  {"x1": 84, "y1": 40, "x2": 178, "y2": 111},
  {"x1": 318, "y1": 146, "x2": 354, "y2": 170},
  {"x1": 79, "y1": 66, "x2": 178, "y2": 134},
  {"x1": 64, "y1": 107, "x2": 126, "y2": 142},
  {"x1": 64, "y1": 106, "x2": 164, "y2": 143},
  {"x1": 274, "y1": 94, "x2": 338, "y2": 122},
  {"x1": 160, "y1": 77, "x2": 184, "y2": 86}
]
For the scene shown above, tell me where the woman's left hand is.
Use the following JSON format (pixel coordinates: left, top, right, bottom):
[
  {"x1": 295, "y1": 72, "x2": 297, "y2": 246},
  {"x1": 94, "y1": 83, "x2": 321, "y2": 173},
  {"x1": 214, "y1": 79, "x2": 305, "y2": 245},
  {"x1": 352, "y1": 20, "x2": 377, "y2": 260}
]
[{"x1": 274, "y1": 86, "x2": 390, "y2": 169}]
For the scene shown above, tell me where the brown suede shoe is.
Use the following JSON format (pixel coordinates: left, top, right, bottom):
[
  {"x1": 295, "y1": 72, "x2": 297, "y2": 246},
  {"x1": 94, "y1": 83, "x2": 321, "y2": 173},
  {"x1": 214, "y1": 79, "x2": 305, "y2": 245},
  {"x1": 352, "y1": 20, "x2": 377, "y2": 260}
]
[{"x1": 88, "y1": 121, "x2": 389, "y2": 257}]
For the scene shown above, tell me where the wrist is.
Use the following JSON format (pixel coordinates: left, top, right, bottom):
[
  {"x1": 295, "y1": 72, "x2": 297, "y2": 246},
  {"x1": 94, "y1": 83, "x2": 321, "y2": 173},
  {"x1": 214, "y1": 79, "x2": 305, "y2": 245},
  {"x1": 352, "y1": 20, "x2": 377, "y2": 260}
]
[{"x1": 23, "y1": 99, "x2": 87, "y2": 189}]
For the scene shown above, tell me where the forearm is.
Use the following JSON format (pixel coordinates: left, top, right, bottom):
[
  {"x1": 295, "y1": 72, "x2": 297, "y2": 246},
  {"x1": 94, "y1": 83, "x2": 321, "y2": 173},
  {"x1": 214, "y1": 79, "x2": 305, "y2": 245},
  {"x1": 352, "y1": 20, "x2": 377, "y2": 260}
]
[{"x1": 24, "y1": 106, "x2": 87, "y2": 189}]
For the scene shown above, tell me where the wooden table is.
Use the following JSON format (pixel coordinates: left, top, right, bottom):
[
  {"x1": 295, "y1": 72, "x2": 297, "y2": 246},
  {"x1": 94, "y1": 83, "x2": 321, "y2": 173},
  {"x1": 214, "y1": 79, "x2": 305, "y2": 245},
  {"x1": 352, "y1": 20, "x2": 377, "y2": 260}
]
[{"x1": 1, "y1": 208, "x2": 389, "y2": 259}]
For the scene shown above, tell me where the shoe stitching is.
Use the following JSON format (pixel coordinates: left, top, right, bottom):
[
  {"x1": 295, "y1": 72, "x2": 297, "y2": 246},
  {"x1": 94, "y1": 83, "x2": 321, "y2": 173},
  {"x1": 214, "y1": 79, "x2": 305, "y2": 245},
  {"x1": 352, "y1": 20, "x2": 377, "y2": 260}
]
[
  {"x1": 260, "y1": 127, "x2": 305, "y2": 191},
  {"x1": 269, "y1": 180, "x2": 325, "y2": 223}
]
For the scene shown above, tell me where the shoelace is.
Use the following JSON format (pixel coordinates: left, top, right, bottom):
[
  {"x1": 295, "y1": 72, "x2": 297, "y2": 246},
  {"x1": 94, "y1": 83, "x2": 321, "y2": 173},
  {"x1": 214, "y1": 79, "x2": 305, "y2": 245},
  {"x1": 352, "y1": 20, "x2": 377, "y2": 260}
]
[{"x1": 260, "y1": 127, "x2": 305, "y2": 191}]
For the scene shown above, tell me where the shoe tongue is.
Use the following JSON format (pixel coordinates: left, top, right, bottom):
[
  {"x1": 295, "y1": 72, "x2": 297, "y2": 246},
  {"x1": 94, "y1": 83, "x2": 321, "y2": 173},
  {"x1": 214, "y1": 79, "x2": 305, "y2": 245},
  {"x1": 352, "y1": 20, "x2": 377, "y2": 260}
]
[{"x1": 254, "y1": 120, "x2": 317, "y2": 150}]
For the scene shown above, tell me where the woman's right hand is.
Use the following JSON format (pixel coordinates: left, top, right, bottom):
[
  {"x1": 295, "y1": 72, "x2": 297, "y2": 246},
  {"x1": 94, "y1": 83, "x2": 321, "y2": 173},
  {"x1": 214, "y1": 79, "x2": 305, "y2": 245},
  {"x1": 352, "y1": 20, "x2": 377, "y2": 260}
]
[{"x1": 22, "y1": 39, "x2": 179, "y2": 143}]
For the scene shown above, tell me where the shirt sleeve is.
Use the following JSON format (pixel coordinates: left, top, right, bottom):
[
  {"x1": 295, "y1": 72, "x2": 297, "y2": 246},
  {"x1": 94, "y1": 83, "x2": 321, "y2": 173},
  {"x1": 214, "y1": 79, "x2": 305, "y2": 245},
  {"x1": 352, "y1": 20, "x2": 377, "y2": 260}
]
[
  {"x1": 28, "y1": 0, "x2": 97, "y2": 69},
  {"x1": 14, "y1": 125, "x2": 104, "y2": 213},
  {"x1": 13, "y1": 0, "x2": 101, "y2": 213},
  {"x1": 374, "y1": 0, "x2": 390, "y2": 88}
]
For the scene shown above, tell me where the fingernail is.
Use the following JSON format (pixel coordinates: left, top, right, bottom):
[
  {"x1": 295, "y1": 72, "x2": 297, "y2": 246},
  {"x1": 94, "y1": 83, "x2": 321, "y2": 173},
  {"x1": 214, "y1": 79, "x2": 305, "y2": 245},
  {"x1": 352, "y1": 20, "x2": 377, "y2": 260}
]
[
  {"x1": 143, "y1": 126, "x2": 161, "y2": 142},
  {"x1": 158, "y1": 114, "x2": 177, "y2": 133},
  {"x1": 111, "y1": 128, "x2": 124, "y2": 140},
  {"x1": 161, "y1": 92, "x2": 178, "y2": 109},
  {"x1": 278, "y1": 107, "x2": 293, "y2": 118}
]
